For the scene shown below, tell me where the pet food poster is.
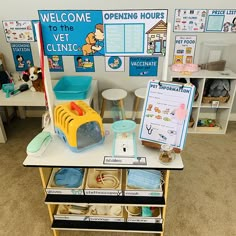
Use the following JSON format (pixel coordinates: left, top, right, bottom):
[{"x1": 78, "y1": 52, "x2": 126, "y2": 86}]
[
  {"x1": 103, "y1": 10, "x2": 168, "y2": 56},
  {"x1": 129, "y1": 57, "x2": 158, "y2": 76},
  {"x1": 139, "y1": 80, "x2": 195, "y2": 149},
  {"x1": 105, "y1": 56, "x2": 125, "y2": 72},
  {"x1": 47, "y1": 55, "x2": 64, "y2": 72},
  {"x1": 174, "y1": 9, "x2": 207, "y2": 32},
  {"x1": 173, "y1": 36, "x2": 197, "y2": 64},
  {"x1": 11, "y1": 43, "x2": 34, "y2": 71},
  {"x1": 38, "y1": 10, "x2": 104, "y2": 56},
  {"x1": 206, "y1": 9, "x2": 236, "y2": 32},
  {"x1": 3, "y1": 20, "x2": 35, "y2": 42},
  {"x1": 74, "y1": 56, "x2": 95, "y2": 72}
]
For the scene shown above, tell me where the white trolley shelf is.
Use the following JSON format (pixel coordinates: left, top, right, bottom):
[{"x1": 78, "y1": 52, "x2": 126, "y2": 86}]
[
  {"x1": 169, "y1": 69, "x2": 236, "y2": 134},
  {"x1": 23, "y1": 124, "x2": 184, "y2": 236}
]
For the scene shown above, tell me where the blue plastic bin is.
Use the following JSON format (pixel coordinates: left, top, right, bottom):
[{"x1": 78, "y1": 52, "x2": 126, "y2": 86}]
[{"x1": 53, "y1": 76, "x2": 92, "y2": 100}]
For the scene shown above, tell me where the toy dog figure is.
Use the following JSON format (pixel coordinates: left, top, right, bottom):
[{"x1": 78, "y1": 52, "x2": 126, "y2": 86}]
[{"x1": 22, "y1": 66, "x2": 44, "y2": 92}]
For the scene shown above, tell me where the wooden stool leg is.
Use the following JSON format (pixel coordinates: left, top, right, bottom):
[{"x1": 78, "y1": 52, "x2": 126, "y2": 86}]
[
  {"x1": 100, "y1": 98, "x2": 106, "y2": 118},
  {"x1": 132, "y1": 96, "x2": 141, "y2": 120},
  {"x1": 118, "y1": 99, "x2": 126, "y2": 120}
]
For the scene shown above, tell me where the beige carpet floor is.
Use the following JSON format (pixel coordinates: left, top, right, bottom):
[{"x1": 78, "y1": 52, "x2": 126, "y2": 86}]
[{"x1": 0, "y1": 117, "x2": 235, "y2": 236}]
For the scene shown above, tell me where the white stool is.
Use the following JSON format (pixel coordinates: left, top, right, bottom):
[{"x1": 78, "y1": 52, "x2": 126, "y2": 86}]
[
  {"x1": 100, "y1": 89, "x2": 128, "y2": 119},
  {"x1": 132, "y1": 87, "x2": 147, "y2": 120}
]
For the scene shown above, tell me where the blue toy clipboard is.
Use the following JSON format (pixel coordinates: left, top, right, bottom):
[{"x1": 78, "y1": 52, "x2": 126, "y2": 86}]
[{"x1": 139, "y1": 80, "x2": 195, "y2": 150}]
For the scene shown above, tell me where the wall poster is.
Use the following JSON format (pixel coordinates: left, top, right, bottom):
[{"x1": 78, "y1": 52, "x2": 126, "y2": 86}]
[
  {"x1": 103, "y1": 10, "x2": 168, "y2": 56},
  {"x1": 74, "y1": 55, "x2": 95, "y2": 72},
  {"x1": 38, "y1": 9, "x2": 168, "y2": 57},
  {"x1": 47, "y1": 55, "x2": 64, "y2": 72},
  {"x1": 11, "y1": 43, "x2": 34, "y2": 71},
  {"x1": 129, "y1": 57, "x2": 158, "y2": 76},
  {"x1": 139, "y1": 80, "x2": 195, "y2": 149},
  {"x1": 173, "y1": 35, "x2": 197, "y2": 64},
  {"x1": 105, "y1": 56, "x2": 125, "y2": 72},
  {"x1": 38, "y1": 10, "x2": 104, "y2": 56},
  {"x1": 174, "y1": 9, "x2": 207, "y2": 32},
  {"x1": 3, "y1": 20, "x2": 35, "y2": 42},
  {"x1": 206, "y1": 9, "x2": 236, "y2": 32}
]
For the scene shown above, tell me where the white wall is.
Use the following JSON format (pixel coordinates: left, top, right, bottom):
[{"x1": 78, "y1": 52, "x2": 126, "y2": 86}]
[{"x1": 0, "y1": 0, "x2": 236, "y2": 115}]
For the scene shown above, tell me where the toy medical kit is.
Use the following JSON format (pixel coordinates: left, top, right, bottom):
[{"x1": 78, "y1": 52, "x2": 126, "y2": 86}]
[
  {"x1": 54, "y1": 168, "x2": 84, "y2": 188},
  {"x1": 111, "y1": 120, "x2": 137, "y2": 158},
  {"x1": 2, "y1": 83, "x2": 14, "y2": 98},
  {"x1": 54, "y1": 101, "x2": 104, "y2": 152},
  {"x1": 11, "y1": 83, "x2": 29, "y2": 96},
  {"x1": 26, "y1": 131, "x2": 52, "y2": 156}
]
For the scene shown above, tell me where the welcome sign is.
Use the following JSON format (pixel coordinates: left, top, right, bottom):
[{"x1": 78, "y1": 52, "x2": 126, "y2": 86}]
[
  {"x1": 38, "y1": 10, "x2": 104, "y2": 56},
  {"x1": 38, "y1": 9, "x2": 168, "y2": 56}
]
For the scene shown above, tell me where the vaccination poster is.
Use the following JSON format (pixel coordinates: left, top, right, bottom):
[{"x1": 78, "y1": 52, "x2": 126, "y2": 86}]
[
  {"x1": 129, "y1": 57, "x2": 158, "y2": 76},
  {"x1": 11, "y1": 43, "x2": 34, "y2": 71}
]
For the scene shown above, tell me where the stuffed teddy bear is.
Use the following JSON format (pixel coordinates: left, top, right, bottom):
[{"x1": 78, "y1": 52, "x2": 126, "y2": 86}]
[
  {"x1": 208, "y1": 79, "x2": 230, "y2": 97},
  {"x1": 22, "y1": 66, "x2": 44, "y2": 92}
]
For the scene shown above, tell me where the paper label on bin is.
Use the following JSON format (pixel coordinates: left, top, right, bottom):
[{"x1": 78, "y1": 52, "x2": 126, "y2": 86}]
[
  {"x1": 46, "y1": 189, "x2": 84, "y2": 195},
  {"x1": 127, "y1": 218, "x2": 162, "y2": 223},
  {"x1": 84, "y1": 189, "x2": 123, "y2": 196},
  {"x1": 54, "y1": 215, "x2": 89, "y2": 221},
  {"x1": 124, "y1": 190, "x2": 163, "y2": 197},
  {"x1": 89, "y1": 217, "x2": 124, "y2": 222},
  {"x1": 103, "y1": 156, "x2": 147, "y2": 166}
]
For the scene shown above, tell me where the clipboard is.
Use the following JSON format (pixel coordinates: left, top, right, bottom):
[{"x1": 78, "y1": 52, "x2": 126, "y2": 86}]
[{"x1": 139, "y1": 80, "x2": 195, "y2": 150}]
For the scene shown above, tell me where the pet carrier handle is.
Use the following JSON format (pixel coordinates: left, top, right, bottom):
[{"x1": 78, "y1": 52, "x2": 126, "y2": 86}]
[{"x1": 70, "y1": 102, "x2": 83, "y2": 116}]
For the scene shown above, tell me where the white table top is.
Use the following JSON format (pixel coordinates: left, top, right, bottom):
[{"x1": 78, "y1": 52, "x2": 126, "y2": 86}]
[
  {"x1": 0, "y1": 80, "x2": 97, "y2": 107},
  {"x1": 0, "y1": 82, "x2": 45, "y2": 106},
  {"x1": 23, "y1": 124, "x2": 184, "y2": 170}
]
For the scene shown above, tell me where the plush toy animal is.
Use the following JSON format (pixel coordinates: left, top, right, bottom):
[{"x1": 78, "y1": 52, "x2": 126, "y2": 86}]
[
  {"x1": 208, "y1": 79, "x2": 230, "y2": 97},
  {"x1": 22, "y1": 66, "x2": 44, "y2": 92}
]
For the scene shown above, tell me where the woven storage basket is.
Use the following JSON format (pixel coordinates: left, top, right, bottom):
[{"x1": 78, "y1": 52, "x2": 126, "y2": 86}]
[{"x1": 202, "y1": 93, "x2": 230, "y2": 103}]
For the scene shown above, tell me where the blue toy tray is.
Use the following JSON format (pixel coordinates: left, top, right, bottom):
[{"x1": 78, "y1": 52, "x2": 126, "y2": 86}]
[{"x1": 53, "y1": 76, "x2": 92, "y2": 100}]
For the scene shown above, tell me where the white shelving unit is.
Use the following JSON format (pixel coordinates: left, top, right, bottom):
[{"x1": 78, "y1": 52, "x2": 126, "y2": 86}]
[{"x1": 169, "y1": 68, "x2": 236, "y2": 134}]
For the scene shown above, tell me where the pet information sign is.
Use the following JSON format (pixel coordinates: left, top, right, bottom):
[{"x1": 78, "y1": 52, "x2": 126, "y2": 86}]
[
  {"x1": 206, "y1": 9, "x2": 236, "y2": 32},
  {"x1": 3, "y1": 20, "x2": 35, "y2": 42},
  {"x1": 103, "y1": 9, "x2": 168, "y2": 56},
  {"x1": 11, "y1": 43, "x2": 34, "y2": 71},
  {"x1": 139, "y1": 80, "x2": 195, "y2": 149},
  {"x1": 173, "y1": 35, "x2": 197, "y2": 64},
  {"x1": 129, "y1": 57, "x2": 158, "y2": 76},
  {"x1": 38, "y1": 10, "x2": 104, "y2": 56}
]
